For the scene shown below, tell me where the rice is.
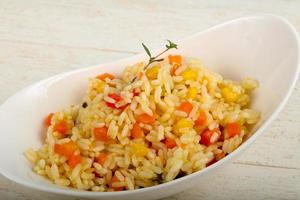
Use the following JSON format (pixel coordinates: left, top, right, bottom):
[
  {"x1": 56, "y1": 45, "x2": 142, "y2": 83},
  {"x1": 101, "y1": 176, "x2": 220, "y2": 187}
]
[{"x1": 25, "y1": 55, "x2": 260, "y2": 191}]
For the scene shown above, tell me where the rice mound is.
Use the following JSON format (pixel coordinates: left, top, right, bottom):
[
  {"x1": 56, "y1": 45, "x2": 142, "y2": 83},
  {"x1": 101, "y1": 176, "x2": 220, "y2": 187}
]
[{"x1": 25, "y1": 56, "x2": 260, "y2": 191}]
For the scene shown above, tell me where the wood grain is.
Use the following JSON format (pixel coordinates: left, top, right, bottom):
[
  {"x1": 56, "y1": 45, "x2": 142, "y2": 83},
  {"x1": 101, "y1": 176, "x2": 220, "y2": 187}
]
[{"x1": 0, "y1": 0, "x2": 299, "y2": 199}]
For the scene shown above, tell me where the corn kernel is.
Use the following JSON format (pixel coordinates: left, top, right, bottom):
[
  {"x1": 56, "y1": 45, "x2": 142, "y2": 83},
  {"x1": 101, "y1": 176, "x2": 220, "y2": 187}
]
[
  {"x1": 182, "y1": 69, "x2": 198, "y2": 81},
  {"x1": 130, "y1": 143, "x2": 148, "y2": 157},
  {"x1": 174, "y1": 118, "x2": 193, "y2": 134},
  {"x1": 186, "y1": 87, "x2": 198, "y2": 99},
  {"x1": 201, "y1": 76, "x2": 209, "y2": 84},
  {"x1": 96, "y1": 81, "x2": 106, "y2": 93},
  {"x1": 222, "y1": 87, "x2": 238, "y2": 102},
  {"x1": 146, "y1": 66, "x2": 159, "y2": 80}
]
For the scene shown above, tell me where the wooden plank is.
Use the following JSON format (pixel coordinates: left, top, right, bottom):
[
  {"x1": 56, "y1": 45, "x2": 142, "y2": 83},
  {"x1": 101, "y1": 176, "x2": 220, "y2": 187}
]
[
  {"x1": 165, "y1": 163, "x2": 300, "y2": 200},
  {"x1": 0, "y1": 40, "x2": 134, "y2": 102},
  {"x1": 0, "y1": 0, "x2": 299, "y2": 51}
]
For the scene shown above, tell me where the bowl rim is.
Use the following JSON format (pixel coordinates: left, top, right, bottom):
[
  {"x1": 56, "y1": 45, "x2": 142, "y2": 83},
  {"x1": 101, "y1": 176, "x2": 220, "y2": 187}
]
[{"x1": 0, "y1": 13, "x2": 299, "y2": 197}]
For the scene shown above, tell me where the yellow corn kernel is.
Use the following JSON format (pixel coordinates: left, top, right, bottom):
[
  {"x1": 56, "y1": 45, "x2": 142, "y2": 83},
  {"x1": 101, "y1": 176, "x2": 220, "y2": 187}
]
[
  {"x1": 182, "y1": 69, "x2": 198, "y2": 81},
  {"x1": 146, "y1": 66, "x2": 159, "y2": 80},
  {"x1": 201, "y1": 76, "x2": 209, "y2": 84},
  {"x1": 221, "y1": 87, "x2": 238, "y2": 102},
  {"x1": 130, "y1": 143, "x2": 148, "y2": 157},
  {"x1": 186, "y1": 87, "x2": 198, "y2": 99},
  {"x1": 174, "y1": 118, "x2": 193, "y2": 134},
  {"x1": 95, "y1": 80, "x2": 106, "y2": 93}
]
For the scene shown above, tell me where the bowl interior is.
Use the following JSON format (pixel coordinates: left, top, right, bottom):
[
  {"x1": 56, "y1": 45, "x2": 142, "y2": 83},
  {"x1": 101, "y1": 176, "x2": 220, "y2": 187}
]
[{"x1": 0, "y1": 15, "x2": 298, "y2": 199}]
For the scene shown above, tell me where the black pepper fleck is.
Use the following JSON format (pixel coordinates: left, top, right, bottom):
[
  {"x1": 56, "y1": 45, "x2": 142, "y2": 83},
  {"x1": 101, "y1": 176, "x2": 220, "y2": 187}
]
[{"x1": 82, "y1": 102, "x2": 88, "y2": 108}]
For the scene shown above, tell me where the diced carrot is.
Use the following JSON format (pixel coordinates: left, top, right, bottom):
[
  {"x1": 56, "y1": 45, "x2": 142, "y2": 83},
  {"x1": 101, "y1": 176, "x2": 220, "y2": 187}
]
[
  {"x1": 97, "y1": 73, "x2": 115, "y2": 81},
  {"x1": 108, "y1": 93, "x2": 122, "y2": 102},
  {"x1": 132, "y1": 89, "x2": 140, "y2": 97},
  {"x1": 105, "y1": 102, "x2": 116, "y2": 109},
  {"x1": 136, "y1": 113, "x2": 156, "y2": 124},
  {"x1": 105, "y1": 93, "x2": 122, "y2": 109},
  {"x1": 194, "y1": 124, "x2": 206, "y2": 134},
  {"x1": 105, "y1": 93, "x2": 128, "y2": 110},
  {"x1": 94, "y1": 127, "x2": 111, "y2": 143},
  {"x1": 178, "y1": 101, "x2": 193, "y2": 115},
  {"x1": 44, "y1": 113, "x2": 54, "y2": 127},
  {"x1": 54, "y1": 120, "x2": 68, "y2": 135},
  {"x1": 200, "y1": 130, "x2": 213, "y2": 146},
  {"x1": 96, "y1": 152, "x2": 108, "y2": 165},
  {"x1": 110, "y1": 175, "x2": 124, "y2": 191},
  {"x1": 195, "y1": 111, "x2": 207, "y2": 126},
  {"x1": 68, "y1": 153, "x2": 82, "y2": 168},
  {"x1": 170, "y1": 65, "x2": 179, "y2": 76},
  {"x1": 131, "y1": 123, "x2": 144, "y2": 139},
  {"x1": 54, "y1": 141, "x2": 77, "y2": 159},
  {"x1": 168, "y1": 55, "x2": 182, "y2": 66},
  {"x1": 226, "y1": 122, "x2": 241, "y2": 138},
  {"x1": 164, "y1": 138, "x2": 177, "y2": 149},
  {"x1": 200, "y1": 129, "x2": 220, "y2": 146},
  {"x1": 54, "y1": 144, "x2": 65, "y2": 156}
]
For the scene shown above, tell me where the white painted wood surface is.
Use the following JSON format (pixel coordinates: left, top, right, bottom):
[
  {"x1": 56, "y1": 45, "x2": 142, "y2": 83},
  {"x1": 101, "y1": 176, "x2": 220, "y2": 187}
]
[{"x1": 0, "y1": 0, "x2": 299, "y2": 199}]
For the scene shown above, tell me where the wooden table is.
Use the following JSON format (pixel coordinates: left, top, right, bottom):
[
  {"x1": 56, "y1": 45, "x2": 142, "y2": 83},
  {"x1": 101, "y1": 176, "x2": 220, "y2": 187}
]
[{"x1": 0, "y1": 1, "x2": 299, "y2": 199}]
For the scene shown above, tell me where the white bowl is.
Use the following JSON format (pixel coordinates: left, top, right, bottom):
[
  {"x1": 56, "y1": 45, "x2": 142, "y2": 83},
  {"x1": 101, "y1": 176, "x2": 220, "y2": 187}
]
[{"x1": 0, "y1": 14, "x2": 299, "y2": 200}]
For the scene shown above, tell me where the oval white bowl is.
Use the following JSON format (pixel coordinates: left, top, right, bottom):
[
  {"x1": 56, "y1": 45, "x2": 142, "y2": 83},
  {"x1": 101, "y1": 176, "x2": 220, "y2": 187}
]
[{"x1": 0, "y1": 14, "x2": 299, "y2": 200}]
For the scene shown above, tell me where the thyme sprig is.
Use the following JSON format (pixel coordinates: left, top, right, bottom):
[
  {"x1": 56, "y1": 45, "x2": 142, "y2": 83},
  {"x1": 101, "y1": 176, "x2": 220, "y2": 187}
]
[
  {"x1": 142, "y1": 40, "x2": 177, "y2": 69},
  {"x1": 131, "y1": 40, "x2": 177, "y2": 83}
]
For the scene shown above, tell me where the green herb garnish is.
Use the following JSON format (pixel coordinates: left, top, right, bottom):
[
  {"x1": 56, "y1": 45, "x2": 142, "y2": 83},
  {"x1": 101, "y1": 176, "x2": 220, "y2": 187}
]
[
  {"x1": 142, "y1": 40, "x2": 177, "y2": 68},
  {"x1": 131, "y1": 40, "x2": 178, "y2": 83}
]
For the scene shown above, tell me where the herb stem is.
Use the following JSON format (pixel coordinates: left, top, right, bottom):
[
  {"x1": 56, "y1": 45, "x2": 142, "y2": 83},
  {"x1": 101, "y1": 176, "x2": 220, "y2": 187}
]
[
  {"x1": 130, "y1": 40, "x2": 178, "y2": 83},
  {"x1": 144, "y1": 48, "x2": 169, "y2": 69}
]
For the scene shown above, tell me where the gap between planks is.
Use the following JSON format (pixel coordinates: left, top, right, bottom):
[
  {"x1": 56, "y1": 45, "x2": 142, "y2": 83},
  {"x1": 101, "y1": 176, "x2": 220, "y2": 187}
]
[
  {"x1": 233, "y1": 161, "x2": 300, "y2": 170},
  {"x1": 0, "y1": 39, "x2": 139, "y2": 55}
]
